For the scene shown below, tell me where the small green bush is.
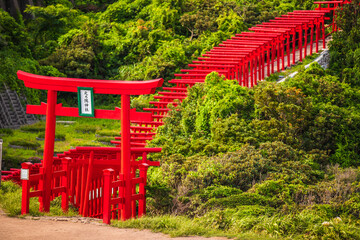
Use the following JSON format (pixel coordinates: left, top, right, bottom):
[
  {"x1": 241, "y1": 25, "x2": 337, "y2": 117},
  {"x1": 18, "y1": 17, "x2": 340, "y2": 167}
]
[
  {"x1": 0, "y1": 128, "x2": 14, "y2": 135},
  {"x1": 20, "y1": 122, "x2": 45, "y2": 133},
  {"x1": 95, "y1": 129, "x2": 119, "y2": 137},
  {"x1": 202, "y1": 193, "x2": 280, "y2": 210},
  {"x1": 0, "y1": 181, "x2": 78, "y2": 217},
  {"x1": 0, "y1": 181, "x2": 41, "y2": 216},
  {"x1": 75, "y1": 124, "x2": 98, "y2": 133},
  {"x1": 95, "y1": 136, "x2": 113, "y2": 144},
  {"x1": 2, "y1": 154, "x2": 26, "y2": 169},
  {"x1": 37, "y1": 132, "x2": 66, "y2": 141},
  {"x1": 9, "y1": 139, "x2": 41, "y2": 149}
]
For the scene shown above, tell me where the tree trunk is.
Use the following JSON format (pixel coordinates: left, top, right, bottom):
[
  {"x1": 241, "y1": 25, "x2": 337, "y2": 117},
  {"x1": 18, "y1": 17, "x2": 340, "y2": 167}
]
[
  {"x1": 0, "y1": 0, "x2": 6, "y2": 11},
  {"x1": 36, "y1": 0, "x2": 44, "y2": 6},
  {"x1": 28, "y1": 0, "x2": 35, "y2": 6},
  {"x1": 10, "y1": 0, "x2": 21, "y2": 17}
]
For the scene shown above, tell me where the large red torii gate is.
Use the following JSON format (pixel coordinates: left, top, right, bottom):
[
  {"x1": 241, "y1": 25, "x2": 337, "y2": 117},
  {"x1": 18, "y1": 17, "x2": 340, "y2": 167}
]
[{"x1": 17, "y1": 70, "x2": 163, "y2": 220}]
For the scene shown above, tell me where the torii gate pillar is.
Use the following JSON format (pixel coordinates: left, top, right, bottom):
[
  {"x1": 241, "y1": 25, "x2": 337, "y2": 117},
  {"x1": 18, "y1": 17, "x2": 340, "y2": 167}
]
[
  {"x1": 40, "y1": 90, "x2": 57, "y2": 212},
  {"x1": 121, "y1": 94, "x2": 132, "y2": 220}
]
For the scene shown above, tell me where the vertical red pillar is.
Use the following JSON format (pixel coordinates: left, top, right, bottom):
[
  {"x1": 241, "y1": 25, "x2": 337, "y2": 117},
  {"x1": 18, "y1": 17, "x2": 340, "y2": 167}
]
[
  {"x1": 304, "y1": 25, "x2": 308, "y2": 57},
  {"x1": 316, "y1": 22, "x2": 319, "y2": 53},
  {"x1": 103, "y1": 168, "x2": 114, "y2": 224},
  {"x1": 83, "y1": 151, "x2": 94, "y2": 217},
  {"x1": 292, "y1": 32, "x2": 296, "y2": 64},
  {"x1": 287, "y1": 34, "x2": 291, "y2": 67},
  {"x1": 21, "y1": 162, "x2": 32, "y2": 215},
  {"x1": 299, "y1": 28, "x2": 303, "y2": 62},
  {"x1": 121, "y1": 94, "x2": 132, "y2": 220},
  {"x1": 322, "y1": 19, "x2": 326, "y2": 49},
  {"x1": 262, "y1": 49, "x2": 265, "y2": 80},
  {"x1": 254, "y1": 55, "x2": 258, "y2": 85},
  {"x1": 281, "y1": 38, "x2": 285, "y2": 70},
  {"x1": 277, "y1": 42, "x2": 280, "y2": 72},
  {"x1": 271, "y1": 44, "x2": 275, "y2": 73},
  {"x1": 61, "y1": 157, "x2": 70, "y2": 212},
  {"x1": 250, "y1": 59, "x2": 253, "y2": 87},
  {"x1": 138, "y1": 163, "x2": 149, "y2": 218},
  {"x1": 40, "y1": 90, "x2": 57, "y2": 212},
  {"x1": 80, "y1": 155, "x2": 87, "y2": 214},
  {"x1": 267, "y1": 48, "x2": 271, "y2": 77},
  {"x1": 310, "y1": 25, "x2": 314, "y2": 55}
]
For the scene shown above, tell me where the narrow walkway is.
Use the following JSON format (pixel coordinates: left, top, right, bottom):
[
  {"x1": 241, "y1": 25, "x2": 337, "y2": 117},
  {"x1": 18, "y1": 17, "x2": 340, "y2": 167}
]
[
  {"x1": 260, "y1": 37, "x2": 330, "y2": 79},
  {"x1": 0, "y1": 210, "x2": 227, "y2": 240}
]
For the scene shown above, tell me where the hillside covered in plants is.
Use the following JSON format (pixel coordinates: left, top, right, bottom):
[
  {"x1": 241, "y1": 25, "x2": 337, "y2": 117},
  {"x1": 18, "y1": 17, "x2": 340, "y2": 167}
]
[
  {"x1": 1, "y1": 0, "x2": 314, "y2": 104},
  {"x1": 1, "y1": 0, "x2": 360, "y2": 239}
]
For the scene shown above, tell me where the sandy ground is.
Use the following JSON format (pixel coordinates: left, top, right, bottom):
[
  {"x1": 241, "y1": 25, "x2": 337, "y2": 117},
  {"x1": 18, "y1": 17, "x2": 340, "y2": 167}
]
[{"x1": 0, "y1": 210, "x2": 228, "y2": 240}]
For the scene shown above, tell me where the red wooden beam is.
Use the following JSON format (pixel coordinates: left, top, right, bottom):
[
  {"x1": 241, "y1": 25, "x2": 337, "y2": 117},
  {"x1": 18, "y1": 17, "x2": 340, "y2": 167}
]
[
  {"x1": 26, "y1": 102, "x2": 153, "y2": 121},
  {"x1": 17, "y1": 71, "x2": 163, "y2": 95}
]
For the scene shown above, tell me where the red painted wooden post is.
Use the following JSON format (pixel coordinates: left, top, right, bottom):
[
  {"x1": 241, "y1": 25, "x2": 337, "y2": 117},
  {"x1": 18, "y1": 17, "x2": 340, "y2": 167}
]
[
  {"x1": 21, "y1": 162, "x2": 32, "y2": 215},
  {"x1": 118, "y1": 173, "x2": 124, "y2": 220},
  {"x1": 322, "y1": 19, "x2": 326, "y2": 48},
  {"x1": 281, "y1": 39, "x2": 285, "y2": 70},
  {"x1": 79, "y1": 158, "x2": 87, "y2": 214},
  {"x1": 75, "y1": 162, "x2": 81, "y2": 207},
  {"x1": 40, "y1": 90, "x2": 57, "y2": 212},
  {"x1": 103, "y1": 168, "x2": 114, "y2": 224},
  {"x1": 250, "y1": 59, "x2": 253, "y2": 87},
  {"x1": 138, "y1": 163, "x2": 149, "y2": 218},
  {"x1": 267, "y1": 48, "x2": 271, "y2": 77},
  {"x1": 310, "y1": 25, "x2": 314, "y2": 55},
  {"x1": 262, "y1": 50, "x2": 265, "y2": 80},
  {"x1": 61, "y1": 157, "x2": 70, "y2": 212},
  {"x1": 277, "y1": 42, "x2": 280, "y2": 71},
  {"x1": 316, "y1": 22, "x2": 319, "y2": 52},
  {"x1": 304, "y1": 26, "x2": 308, "y2": 57},
  {"x1": 271, "y1": 44, "x2": 275, "y2": 73},
  {"x1": 121, "y1": 94, "x2": 132, "y2": 220},
  {"x1": 69, "y1": 158, "x2": 75, "y2": 205},
  {"x1": 292, "y1": 32, "x2": 296, "y2": 64},
  {"x1": 299, "y1": 28, "x2": 303, "y2": 61},
  {"x1": 254, "y1": 56, "x2": 258, "y2": 85},
  {"x1": 131, "y1": 165, "x2": 136, "y2": 219},
  {"x1": 83, "y1": 151, "x2": 94, "y2": 217},
  {"x1": 287, "y1": 37, "x2": 291, "y2": 67}
]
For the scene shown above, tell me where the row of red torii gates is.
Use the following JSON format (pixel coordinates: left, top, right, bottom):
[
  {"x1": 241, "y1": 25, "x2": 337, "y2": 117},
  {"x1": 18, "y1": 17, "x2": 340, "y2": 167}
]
[{"x1": 1, "y1": 0, "x2": 351, "y2": 224}]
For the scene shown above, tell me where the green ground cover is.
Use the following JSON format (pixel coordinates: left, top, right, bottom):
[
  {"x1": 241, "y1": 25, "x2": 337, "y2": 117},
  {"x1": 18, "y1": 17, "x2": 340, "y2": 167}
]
[
  {"x1": 1, "y1": 1, "x2": 360, "y2": 240},
  {"x1": 0, "y1": 116, "x2": 121, "y2": 170}
]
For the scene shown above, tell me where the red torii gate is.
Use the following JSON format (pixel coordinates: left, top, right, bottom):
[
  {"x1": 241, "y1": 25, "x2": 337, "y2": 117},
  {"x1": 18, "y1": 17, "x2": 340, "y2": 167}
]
[{"x1": 17, "y1": 70, "x2": 163, "y2": 220}]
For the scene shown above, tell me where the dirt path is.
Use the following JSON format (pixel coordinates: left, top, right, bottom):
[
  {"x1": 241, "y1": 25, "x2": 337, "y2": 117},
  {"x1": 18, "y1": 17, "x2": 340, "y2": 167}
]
[{"x1": 0, "y1": 211, "x2": 227, "y2": 240}]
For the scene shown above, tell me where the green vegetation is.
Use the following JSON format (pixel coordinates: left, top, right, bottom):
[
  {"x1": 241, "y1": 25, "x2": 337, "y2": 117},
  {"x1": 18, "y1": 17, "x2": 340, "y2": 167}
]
[
  {"x1": 0, "y1": 0, "x2": 314, "y2": 104},
  {"x1": 8, "y1": 139, "x2": 41, "y2": 149},
  {"x1": 0, "y1": 181, "x2": 78, "y2": 217},
  {"x1": 37, "y1": 132, "x2": 66, "y2": 141},
  {"x1": 20, "y1": 122, "x2": 46, "y2": 133},
  {"x1": 1, "y1": 1, "x2": 360, "y2": 240},
  {"x1": 0, "y1": 117, "x2": 120, "y2": 170}
]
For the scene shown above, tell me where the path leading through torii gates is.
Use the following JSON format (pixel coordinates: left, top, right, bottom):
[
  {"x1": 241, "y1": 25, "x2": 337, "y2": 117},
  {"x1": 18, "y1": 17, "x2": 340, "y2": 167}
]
[
  {"x1": 261, "y1": 37, "x2": 330, "y2": 79},
  {"x1": 1, "y1": 0, "x2": 349, "y2": 224}
]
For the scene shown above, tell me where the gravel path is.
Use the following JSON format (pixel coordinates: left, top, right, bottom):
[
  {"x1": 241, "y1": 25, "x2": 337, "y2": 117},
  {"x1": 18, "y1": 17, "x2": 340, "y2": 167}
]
[{"x1": 0, "y1": 210, "x2": 228, "y2": 240}]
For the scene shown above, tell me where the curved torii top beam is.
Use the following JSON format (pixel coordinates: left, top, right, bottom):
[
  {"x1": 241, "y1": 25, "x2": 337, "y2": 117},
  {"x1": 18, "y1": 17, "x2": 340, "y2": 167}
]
[{"x1": 17, "y1": 70, "x2": 164, "y2": 95}]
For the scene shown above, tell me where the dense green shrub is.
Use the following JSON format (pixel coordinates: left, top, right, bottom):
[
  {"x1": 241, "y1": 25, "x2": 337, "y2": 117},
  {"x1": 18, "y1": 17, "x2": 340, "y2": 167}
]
[
  {"x1": 75, "y1": 124, "x2": 98, "y2": 133},
  {"x1": 0, "y1": 128, "x2": 14, "y2": 135},
  {"x1": 37, "y1": 132, "x2": 66, "y2": 141},
  {"x1": 9, "y1": 139, "x2": 40, "y2": 149},
  {"x1": 20, "y1": 122, "x2": 45, "y2": 132}
]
